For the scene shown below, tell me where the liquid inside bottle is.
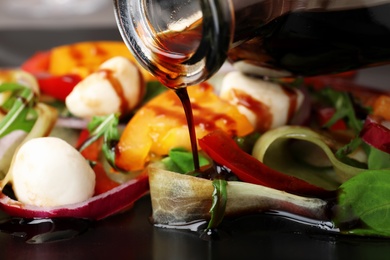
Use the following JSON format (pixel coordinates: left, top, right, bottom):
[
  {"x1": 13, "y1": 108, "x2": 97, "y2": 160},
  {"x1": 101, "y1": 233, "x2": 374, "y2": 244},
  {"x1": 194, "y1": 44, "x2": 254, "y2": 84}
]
[{"x1": 229, "y1": 1, "x2": 390, "y2": 77}]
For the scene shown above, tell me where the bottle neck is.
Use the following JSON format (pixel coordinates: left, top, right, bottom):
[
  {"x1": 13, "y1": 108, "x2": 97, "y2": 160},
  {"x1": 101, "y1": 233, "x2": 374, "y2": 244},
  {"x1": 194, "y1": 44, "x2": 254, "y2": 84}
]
[
  {"x1": 114, "y1": 0, "x2": 234, "y2": 88},
  {"x1": 114, "y1": 0, "x2": 390, "y2": 86}
]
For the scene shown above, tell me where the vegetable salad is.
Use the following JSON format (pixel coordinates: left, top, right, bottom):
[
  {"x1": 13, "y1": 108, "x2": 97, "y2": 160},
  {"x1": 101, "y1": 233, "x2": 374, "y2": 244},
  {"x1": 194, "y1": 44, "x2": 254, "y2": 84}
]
[{"x1": 1, "y1": 41, "x2": 390, "y2": 238}]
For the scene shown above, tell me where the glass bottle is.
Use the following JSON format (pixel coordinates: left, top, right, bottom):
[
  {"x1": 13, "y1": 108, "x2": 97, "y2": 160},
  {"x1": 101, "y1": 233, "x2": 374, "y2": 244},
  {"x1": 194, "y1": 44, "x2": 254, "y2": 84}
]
[{"x1": 113, "y1": 0, "x2": 390, "y2": 88}]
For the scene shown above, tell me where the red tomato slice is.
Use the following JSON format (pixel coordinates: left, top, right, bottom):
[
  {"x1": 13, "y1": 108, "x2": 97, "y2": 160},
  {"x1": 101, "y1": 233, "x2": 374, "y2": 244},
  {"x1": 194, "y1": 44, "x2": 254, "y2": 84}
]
[
  {"x1": 316, "y1": 107, "x2": 347, "y2": 131},
  {"x1": 361, "y1": 116, "x2": 390, "y2": 154},
  {"x1": 21, "y1": 51, "x2": 51, "y2": 74},
  {"x1": 37, "y1": 74, "x2": 82, "y2": 101},
  {"x1": 76, "y1": 129, "x2": 120, "y2": 195},
  {"x1": 93, "y1": 163, "x2": 121, "y2": 196},
  {"x1": 21, "y1": 50, "x2": 81, "y2": 101}
]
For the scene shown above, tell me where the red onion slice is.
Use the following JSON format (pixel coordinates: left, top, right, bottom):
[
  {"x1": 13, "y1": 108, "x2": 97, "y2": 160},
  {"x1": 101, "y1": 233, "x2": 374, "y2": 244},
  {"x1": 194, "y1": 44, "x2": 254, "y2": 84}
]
[
  {"x1": 0, "y1": 174, "x2": 149, "y2": 220},
  {"x1": 289, "y1": 85, "x2": 311, "y2": 126},
  {"x1": 360, "y1": 116, "x2": 390, "y2": 154}
]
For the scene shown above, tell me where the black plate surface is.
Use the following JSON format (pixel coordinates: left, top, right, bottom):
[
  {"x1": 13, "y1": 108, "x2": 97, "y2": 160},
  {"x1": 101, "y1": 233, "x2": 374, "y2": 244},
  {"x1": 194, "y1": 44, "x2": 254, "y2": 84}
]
[{"x1": 1, "y1": 195, "x2": 390, "y2": 260}]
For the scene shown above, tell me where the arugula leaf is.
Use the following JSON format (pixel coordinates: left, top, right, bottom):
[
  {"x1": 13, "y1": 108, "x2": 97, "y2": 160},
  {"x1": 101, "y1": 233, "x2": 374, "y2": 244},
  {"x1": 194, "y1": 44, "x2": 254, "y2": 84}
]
[
  {"x1": 79, "y1": 113, "x2": 120, "y2": 169},
  {"x1": 317, "y1": 88, "x2": 365, "y2": 134},
  {"x1": 162, "y1": 147, "x2": 210, "y2": 174},
  {"x1": 335, "y1": 137, "x2": 362, "y2": 159},
  {"x1": 0, "y1": 83, "x2": 38, "y2": 137},
  {"x1": 335, "y1": 169, "x2": 390, "y2": 237},
  {"x1": 334, "y1": 137, "x2": 368, "y2": 168},
  {"x1": 0, "y1": 82, "x2": 57, "y2": 180},
  {"x1": 207, "y1": 178, "x2": 227, "y2": 229},
  {"x1": 332, "y1": 134, "x2": 390, "y2": 173},
  {"x1": 316, "y1": 88, "x2": 389, "y2": 169}
]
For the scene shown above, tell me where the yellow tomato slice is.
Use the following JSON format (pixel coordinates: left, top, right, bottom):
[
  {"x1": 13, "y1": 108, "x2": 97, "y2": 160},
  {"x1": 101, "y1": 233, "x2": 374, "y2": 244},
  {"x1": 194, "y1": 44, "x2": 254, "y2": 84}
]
[
  {"x1": 115, "y1": 83, "x2": 254, "y2": 171},
  {"x1": 373, "y1": 95, "x2": 390, "y2": 121},
  {"x1": 49, "y1": 41, "x2": 154, "y2": 81}
]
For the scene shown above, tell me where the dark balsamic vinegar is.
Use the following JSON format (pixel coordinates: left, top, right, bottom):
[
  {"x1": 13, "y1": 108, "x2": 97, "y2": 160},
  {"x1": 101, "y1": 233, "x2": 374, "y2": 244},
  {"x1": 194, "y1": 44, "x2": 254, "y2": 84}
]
[
  {"x1": 229, "y1": 3, "x2": 390, "y2": 76},
  {"x1": 174, "y1": 88, "x2": 200, "y2": 171},
  {"x1": 0, "y1": 186, "x2": 90, "y2": 244},
  {"x1": 0, "y1": 217, "x2": 91, "y2": 244},
  {"x1": 148, "y1": 25, "x2": 208, "y2": 171}
]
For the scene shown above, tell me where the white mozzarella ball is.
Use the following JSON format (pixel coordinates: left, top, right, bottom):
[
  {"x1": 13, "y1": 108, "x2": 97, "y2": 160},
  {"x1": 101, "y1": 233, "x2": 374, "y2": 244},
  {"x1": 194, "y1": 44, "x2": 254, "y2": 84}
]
[
  {"x1": 10, "y1": 137, "x2": 95, "y2": 207},
  {"x1": 65, "y1": 70, "x2": 122, "y2": 117},
  {"x1": 220, "y1": 71, "x2": 303, "y2": 131},
  {"x1": 99, "y1": 56, "x2": 143, "y2": 110},
  {"x1": 66, "y1": 56, "x2": 144, "y2": 118}
]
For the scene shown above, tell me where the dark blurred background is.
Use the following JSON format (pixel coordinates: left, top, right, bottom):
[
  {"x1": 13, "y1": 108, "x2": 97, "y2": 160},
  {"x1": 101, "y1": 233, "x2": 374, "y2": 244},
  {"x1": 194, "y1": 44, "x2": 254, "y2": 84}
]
[{"x1": 0, "y1": 0, "x2": 121, "y2": 67}]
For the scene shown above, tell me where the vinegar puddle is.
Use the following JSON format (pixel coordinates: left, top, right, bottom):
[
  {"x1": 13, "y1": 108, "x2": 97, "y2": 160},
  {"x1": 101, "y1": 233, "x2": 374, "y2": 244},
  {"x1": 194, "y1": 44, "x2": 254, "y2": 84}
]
[
  {"x1": 154, "y1": 219, "x2": 207, "y2": 232},
  {"x1": 265, "y1": 210, "x2": 340, "y2": 232},
  {"x1": 152, "y1": 210, "x2": 340, "y2": 241},
  {"x1": 0, "y1": 217, "x2": 91, "y2": 244}
]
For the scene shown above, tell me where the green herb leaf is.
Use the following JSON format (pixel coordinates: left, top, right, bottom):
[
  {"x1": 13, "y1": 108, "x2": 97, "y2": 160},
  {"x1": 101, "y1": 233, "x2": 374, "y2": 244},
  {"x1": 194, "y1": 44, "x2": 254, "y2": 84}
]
[
  {"x1": 0, "y1": 83, "x2": 37, "y2": 137},
  {"x1": 79, "y1": 113, "x2": 120, "y2": 169},
  {"x1": 163, "y1": 147, "x2": 210, "y2": 174},
  {"x1": 317, "y1": 88, "x2": 364, "y2": 133},
  {"x1": 334, "y1": 137, "x2": 367, "y2": 168},
  {"x1": 366, "y1": 145, "x2": 390, "y2": 170},
  {"x1": 161, "y1": 157, "x2": 183, "y2": 173},
  {"x1": 207, "y1": 178, "x2": 227, "y2": 229},
  {"x1": 335, "y1": 169, "x2": 390, "y2": 237}
]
